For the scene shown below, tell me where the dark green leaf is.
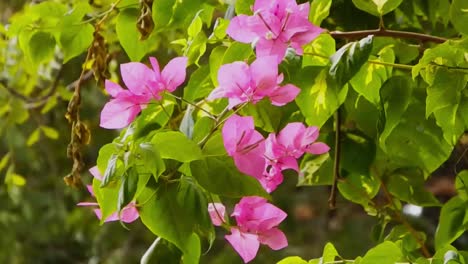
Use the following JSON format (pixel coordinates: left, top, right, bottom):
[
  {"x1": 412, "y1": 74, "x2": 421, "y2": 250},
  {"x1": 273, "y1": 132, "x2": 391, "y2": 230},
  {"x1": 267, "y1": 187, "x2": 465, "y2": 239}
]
[
  {"x1": 136, "y1": 142, "x2": 166, "y2": 181},
  {"x1": 138, "y1": 183, "x2": 201, "y2": 264},
  {"x1": 338, "y1": 173, "x2": 379, "y2": 206},
  {"x1": 456, "y1": 170, "x2": 468, "y2": 201},
  {"x1": 133, "y1": 100, "x2": 175, "y2": 139},
  {"x1": 298, "y1": 153, "x2": 333, "y2": 186},
  {"x1": 190, "y1": 156, "x2": 269, "y2": 198},
  {"x1": 100, "y1": 154, "x2": 119, "y2": 188},
  {"x1": 450, "y1": 0, "x2": 468, "y2": 35},
  {"x1": 341, "y1": 132, "x2": 376, "y2": 176},
  {"x1": 183, "y1": 65, "x2": 213, "y2": 102},
  {"x1": 117, "y1": 166, "x2": 139, "y2": 212},
  {"x1": 329, "y1": 35, "x2": 374, "y2": 87},
  {"x1": 435, "y1": 196, "x2": 468, "y2": 250}
]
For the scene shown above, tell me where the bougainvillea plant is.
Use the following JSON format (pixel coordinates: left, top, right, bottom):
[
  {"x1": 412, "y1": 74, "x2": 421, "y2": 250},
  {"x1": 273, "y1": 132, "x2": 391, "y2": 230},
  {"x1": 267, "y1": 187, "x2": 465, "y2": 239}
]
[{"x1": 2, "y1": 0, "x2": 468, "y2": 263}]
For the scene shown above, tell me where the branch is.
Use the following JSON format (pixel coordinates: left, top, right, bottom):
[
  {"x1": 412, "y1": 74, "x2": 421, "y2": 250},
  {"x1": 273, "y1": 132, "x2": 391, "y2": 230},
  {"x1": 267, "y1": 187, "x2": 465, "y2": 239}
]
[
  {"x1": 329, "y1": 28, "x2": 447, "y2": 43},
  {"x1": 329, "y1": 107, "x2": 342, "y2": 209},
  {"x1": 380, "y1": 179, "x2": 431, "y2": 257}
]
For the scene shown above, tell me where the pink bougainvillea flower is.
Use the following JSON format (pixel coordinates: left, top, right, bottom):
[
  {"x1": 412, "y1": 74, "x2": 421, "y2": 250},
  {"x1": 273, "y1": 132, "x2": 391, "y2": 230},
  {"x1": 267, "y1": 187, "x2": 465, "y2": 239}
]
[
  {"x1": 222, "y1": 114, "x2": 266, "y2": 179},
  {"x1": 225, "y1": 196, "x2": 288, "y2": 263},
  {"x1": 208, "y1": 203, "x2": 226, "y2": 226},
  {"x1": 77, "y1": 167, "x2": 139, "y2": 223},
  {"x1": 208, "y1": 56, "x2": 299, "y2": 109},
  {"x1": 261, "y1": 123, "x2": 329, "y2": 192},
  {"x1": 227, "y1": 0, "x2": 323, "y2": 62},
  {"x1": 100, "y1": 57, "x2": 188, "y2": 129}
]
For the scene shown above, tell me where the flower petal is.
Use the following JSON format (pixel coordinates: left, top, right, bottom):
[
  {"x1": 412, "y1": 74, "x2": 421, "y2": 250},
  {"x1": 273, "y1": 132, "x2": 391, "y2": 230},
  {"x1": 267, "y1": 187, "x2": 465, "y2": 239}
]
[
  {"x1": 250, "y1": 56, "x2": 278, "y2": 95},
  {"x1": 120, "y1": 202, "x2": 140, "y2": 223},
  {"x1": 89, "y1": 166, "x2": 103, "y2": 181},
  {"x1": 149, "y1": 57, "x2": 161, "y2": 80},
  {"x1": 100, "y1": 98, "x2": 141, "y2": 129},
  {"x1": 120, "y1": 62, "x2": 155, "y2": 95},
  {"x1": 255, "y1": 38, "x2": 288, "y2": 63},
  {"x1": 306, "y1": 142, "x2": 330, "y2": 155},
  {"x1": 258, "y1": 228, "x2": 288, "y2": 250},
  {"x1": 208, "y1": 203, "x2": 226, "y2": 226},
  {"x1": 161, "y1": 56, "x2": 188, "y2": 92},
  {"x1": 227, "y1": 15, "x2": 265, "y2": 43},
  {"x1": 105, "y1": 80, "x2": 124, "y2": 97},
  {"x1": 269, "y1": 84, "x2": 300, "y2": 106},
  {"x1": 225, "y1": 228, "x2": 260, "y2": 263}
]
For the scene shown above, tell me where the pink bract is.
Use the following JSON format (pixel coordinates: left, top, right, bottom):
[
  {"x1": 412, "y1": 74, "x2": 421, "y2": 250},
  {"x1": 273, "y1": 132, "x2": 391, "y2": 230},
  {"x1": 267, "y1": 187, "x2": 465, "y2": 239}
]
[
  {"x1": 222, "y1": 114, "x2": 266, "y2": 179},
  {"x1": 208, "y1": 203, "x2": 226, "y2": 226},
  {"x1": 227, "y1": 0, "x2": 323, "y2": 62},
  {"x1": 225, "y1": 196, "x2": 288, "y2": 263},
  {"x1": 208, "y1": 56, "x2": 299, "y2": 109},
  {"x1": 100, "y1": 57, "x2": 187, "y2": 129}
]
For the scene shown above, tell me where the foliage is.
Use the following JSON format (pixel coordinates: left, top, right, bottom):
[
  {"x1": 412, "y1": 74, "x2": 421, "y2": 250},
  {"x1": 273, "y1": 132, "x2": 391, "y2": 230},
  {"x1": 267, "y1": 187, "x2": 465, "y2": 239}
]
[{"x1": 0, "y1": 0, "x2": 468, "y2": 263}]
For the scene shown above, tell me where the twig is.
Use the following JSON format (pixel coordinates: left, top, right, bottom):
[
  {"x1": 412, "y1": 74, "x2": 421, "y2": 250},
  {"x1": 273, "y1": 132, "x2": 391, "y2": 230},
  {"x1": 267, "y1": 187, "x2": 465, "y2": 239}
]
[
  {"x1": 380, "y1": 178, "x2": 431, "y2": 257},
  {"x1": 329, "y1": 107, "x2": 342, "y2": 209},
  {"x1": 329, "y1": 28, "x2": 447, "y2": 43}
]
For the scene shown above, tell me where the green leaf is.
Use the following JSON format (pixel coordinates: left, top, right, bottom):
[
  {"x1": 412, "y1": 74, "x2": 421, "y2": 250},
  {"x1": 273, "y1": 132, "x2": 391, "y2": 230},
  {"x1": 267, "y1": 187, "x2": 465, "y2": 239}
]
[
  {"x1": 302, "y1": 34, "x2": 335, "y2": 67},
  {"x1": 133, "y1": 99, "x2": 175, "y2": 139},
  {"x1": 295, "y1": 67, "x2": 348, "y2": 127},
  {"x1": 298, "y1": 153, "x2": 333, "y2": 186},
  {"x1": 138, "y1": 183, "x2": 201, "y2": 264},
  {"x1": 209, "y1": 46, "x2": 227, "y2": 86},
  {"x1": 426, "y1": 69, "x2": 466, "y2": 145},
  {"x1": 190, "y1": 156, "x2": 269, "y2": 198},
  {"x1": 188, "y1": 15, "x2": 203, "y2": 38},
  {"x1": 59, "y1": 24, "x2": 94, "y2": 63},
  {"x1": 456, "y1": 170, "x2": 468, "y2": 201},
  {"x1": 192, "y1": 116, "x2": 215, "y2": 143},
  {"x1": 117, "y1": 166, "x2": 139, "y2": 212},
  {"x1": 40, "y1": 126, "x2": 59, "y2": 140},
  {"x1": 222, "y1": 42, "x2": 253, "y2": 64},
  {"x1": 450, "y1": 0, "x2": 468, "y2": 35},
  {"x1": 350, "y1": 45, "x2": 395, "y2": 106},
  {"x1": 435, "y1": 196, "x2": 468, "y2": 250},
  {"x1": 277, "y1": 256, "x2": 308, "y2": 264},
  {"x1": 387, "y1": 168, "x2": 441, "y2": 206},
  {"x1": 309, "y1": 0, "x2": 332, "y2": 25},
  {"x1": 92, "y1": 177, "x2": 119, "y2": 223},
  {"x1": 352, "y1": 0, "x2": 403, "y2": 16},
  {"x1": 412, "y1": 38, "x2": 468, "y2": 80},
  {"x1": 96, "y1": 143, "x2": 119, "y2": 173},
  {"x1": 322, "y1": 242, "x2": 339, "y2": 263},
  {"x1": 178, "y1": 176, "x2": 214, "y2": 243},
  {"x1": 116, "y1": 8, "x2": 155, "y2": 61},
  {"x1": 379, "y1": 76, "x2": 413, "y2": 151},
  {"x1": 152, "y1": 0, "x2": 176, "y2": 28},
  {"x1": 183, "y1": 65, "x2": 213, "y2": 102},
  {"x1": 100, "y1": 154, "x2": 119, "y2": 188},
  {"x1": 341, "y1": 132, "x2": 376, "y2": 176},
  {"x1": 385, "y1": 225, "x2": 426, "y2": 252},
  {"x1": 140, "y1": 238, "x2": 182, "y2": 264},
  {"x1": 135, "y1": 142, "x2": 166, "y2": 180},
  {"x1": 186, "y1": 31, "x2": 207, "y2": 65},
  {"x1": 242, "y1": 99, "x2": 283, "y2": 132},
  {"x1": 338, "y1": 173, "x2": 380, "y2": 206},
  {"x1": 0, "y1": 153, "x2": 10, "y2": 172},
  {"x1": 28, "y1": 31, "x2": 56, "y2": 66},
  {"x1": 360, "y1": 241, "x2": 403, "y2": 264},
  {"x1": 152, "y1": 131, "x2": 203, "y2": 162},
  {"x1": 26, "y1": 128, "x2": 41, "y2": 146},
  {"x1": 209, "y1": 18, "x2": 229, "y2": 40},
  {"x1": 202, "y1": 131, "x2": 227, "y2": 157},
  {"x1": 329, "y1": 35, "x2": 374, "y2": 87},
  {"x1": 235, "y1": 0, "x2": 254, "y2": 15}
]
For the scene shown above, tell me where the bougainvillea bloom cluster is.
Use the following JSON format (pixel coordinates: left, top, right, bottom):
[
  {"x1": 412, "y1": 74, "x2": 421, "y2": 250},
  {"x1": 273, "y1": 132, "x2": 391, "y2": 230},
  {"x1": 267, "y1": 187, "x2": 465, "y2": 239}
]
[
  {"x1": 227, "y1": 0, "x2": 323, "y2": 62},
  {"x1": 100, "y1": 57, "x2": 187, "y2": 129},
  {"x1": 89, "y1": 0, "x2": 327, "y2": 262},
  {"x1": 208, "y1": 197, "x2": 287, "y2": 263}
]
